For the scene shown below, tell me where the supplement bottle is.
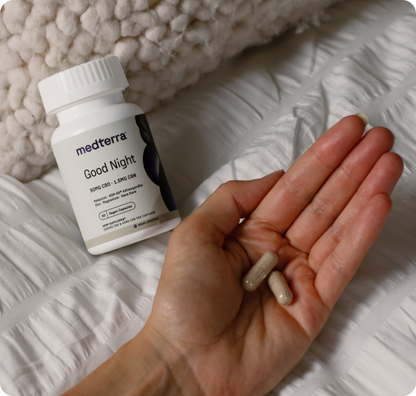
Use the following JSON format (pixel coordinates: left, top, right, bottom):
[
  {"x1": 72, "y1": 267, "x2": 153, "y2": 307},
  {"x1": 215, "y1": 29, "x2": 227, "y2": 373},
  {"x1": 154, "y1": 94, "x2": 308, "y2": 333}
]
[{"x1": 38, "y1": 56, "x2": 181, "y2": 255}]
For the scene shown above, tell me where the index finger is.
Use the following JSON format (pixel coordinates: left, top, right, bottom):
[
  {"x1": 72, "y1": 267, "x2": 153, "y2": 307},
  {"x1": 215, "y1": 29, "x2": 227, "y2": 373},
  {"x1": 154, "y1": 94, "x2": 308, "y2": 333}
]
[{"x1": 249, "y1": 115, "x2": 367, "y2": 234}]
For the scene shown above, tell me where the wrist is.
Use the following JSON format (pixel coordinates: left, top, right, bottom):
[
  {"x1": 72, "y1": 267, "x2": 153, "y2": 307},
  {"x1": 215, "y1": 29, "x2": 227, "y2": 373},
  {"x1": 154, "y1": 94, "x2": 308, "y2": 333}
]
[
  {"x1": 129, "y1": 325, "x2": 203, "y2": 396},
  {"x1": 63, "y1": 324, "x2": 203, "y2": 396}
]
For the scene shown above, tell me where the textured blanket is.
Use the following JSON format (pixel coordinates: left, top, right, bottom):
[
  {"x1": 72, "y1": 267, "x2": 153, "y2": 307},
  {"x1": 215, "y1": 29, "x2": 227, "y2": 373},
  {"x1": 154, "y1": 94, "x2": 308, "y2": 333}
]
[{"x1": 0, "y1": 0, "x2": 340, "y2": 182}]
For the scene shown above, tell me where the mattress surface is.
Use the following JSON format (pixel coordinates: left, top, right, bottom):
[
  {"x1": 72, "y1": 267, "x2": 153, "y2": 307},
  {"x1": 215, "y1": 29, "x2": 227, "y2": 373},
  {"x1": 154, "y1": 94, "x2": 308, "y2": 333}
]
[{"x1": 1, "y1": 0, "x2": 416, "y2": 395}]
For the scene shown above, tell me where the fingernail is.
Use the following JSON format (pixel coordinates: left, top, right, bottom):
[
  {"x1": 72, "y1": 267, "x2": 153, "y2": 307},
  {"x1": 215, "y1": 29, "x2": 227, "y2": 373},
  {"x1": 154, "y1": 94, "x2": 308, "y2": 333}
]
[{"x1": 355, "y1": 113, "x2": 369, "y2": 127}]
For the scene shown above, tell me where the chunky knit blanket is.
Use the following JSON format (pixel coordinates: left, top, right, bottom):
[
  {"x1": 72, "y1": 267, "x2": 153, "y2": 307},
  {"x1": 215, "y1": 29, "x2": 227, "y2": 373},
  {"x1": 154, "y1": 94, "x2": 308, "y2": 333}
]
[{"x1": 0, "y1": 0, "x2": 340, "y2": 182}]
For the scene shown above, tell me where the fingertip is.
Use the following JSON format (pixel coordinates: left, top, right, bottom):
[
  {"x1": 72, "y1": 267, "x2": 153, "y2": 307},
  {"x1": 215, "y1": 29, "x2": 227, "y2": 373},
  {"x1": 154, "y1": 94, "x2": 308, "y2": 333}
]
[
  {"x1": 356, "y1": 193, "x2": 393, "y2": 242},
  {"x1": 372, "y1": 192, "x2": 393, "y2": 212},
  {"x1": 365, "y1": 126, "x2": 395, "y2": 148},
  {"x1": 323, "y1": 115, "x2": 367, "y2": 141},
  {"x1": 389, "y1": 152, "x2": 404, "y2": 174},
  {"x1": 354, "y1": 113, "x2": 369, "y2": 127},
  {"x1": 262, "y1": 169, "x2": 285, "y2": 179},
  {"x1": 379, "y1": 152, "x2": 404, "y2": 196},
  {"x1": 343, "y1": 114, "x2": 367, "y2": 133},
  {"x1": 389, "y1": 151, "x2": 404, "y2": 173}
]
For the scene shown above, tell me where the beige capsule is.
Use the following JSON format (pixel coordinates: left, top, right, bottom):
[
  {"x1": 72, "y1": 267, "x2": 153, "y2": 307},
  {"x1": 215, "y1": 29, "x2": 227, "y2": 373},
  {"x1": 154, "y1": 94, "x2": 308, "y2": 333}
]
[
  {"x1": 268, "y1": 271, "x2": 293, "y2": 305},
  {"x1": 242, "y1": 252, "x2": 278, "y2": 292}
]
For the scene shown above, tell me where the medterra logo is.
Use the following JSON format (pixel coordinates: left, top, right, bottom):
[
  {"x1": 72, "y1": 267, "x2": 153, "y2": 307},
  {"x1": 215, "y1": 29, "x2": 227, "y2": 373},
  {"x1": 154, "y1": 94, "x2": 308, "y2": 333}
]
[{"x1": 76, "y1": 133, "x2": 128, "y2": 156}]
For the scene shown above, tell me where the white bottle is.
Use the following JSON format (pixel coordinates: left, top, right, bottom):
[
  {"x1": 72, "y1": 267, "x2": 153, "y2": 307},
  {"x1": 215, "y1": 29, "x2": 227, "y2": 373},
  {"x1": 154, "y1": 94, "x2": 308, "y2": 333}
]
[{"x1": 38, "y1": 56, "x2": 181, "y2": 255}]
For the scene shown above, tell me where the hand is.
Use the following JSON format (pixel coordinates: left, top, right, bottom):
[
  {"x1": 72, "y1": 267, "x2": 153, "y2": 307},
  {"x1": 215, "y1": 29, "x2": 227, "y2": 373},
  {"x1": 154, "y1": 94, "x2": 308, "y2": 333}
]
[{"x1": 65, "y1": 115, "x2": 403, "y2": 396}]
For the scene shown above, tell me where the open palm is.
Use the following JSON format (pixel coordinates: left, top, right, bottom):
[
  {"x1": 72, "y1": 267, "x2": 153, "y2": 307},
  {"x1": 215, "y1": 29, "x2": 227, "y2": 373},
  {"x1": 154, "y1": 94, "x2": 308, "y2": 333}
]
[{"x1": 144, "y1": 116, "x2": 403, "y2": 396}]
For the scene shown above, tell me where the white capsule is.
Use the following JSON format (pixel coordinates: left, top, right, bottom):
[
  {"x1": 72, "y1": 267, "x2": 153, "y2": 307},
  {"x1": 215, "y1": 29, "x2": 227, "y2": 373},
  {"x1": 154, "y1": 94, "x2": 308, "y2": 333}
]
[
  {"x1": 268, "y1": 271, "x2": 293, "y2": 305},
  {"x1": 242, "y1": 252, "x2": 278, "y2": 292}
]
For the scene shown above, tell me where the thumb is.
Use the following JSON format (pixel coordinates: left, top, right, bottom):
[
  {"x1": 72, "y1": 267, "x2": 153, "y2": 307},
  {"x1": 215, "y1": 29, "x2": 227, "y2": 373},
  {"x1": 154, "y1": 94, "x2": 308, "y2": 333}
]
[{"x1": 176, "y1": 171, "x2": 285, "y2": 247}]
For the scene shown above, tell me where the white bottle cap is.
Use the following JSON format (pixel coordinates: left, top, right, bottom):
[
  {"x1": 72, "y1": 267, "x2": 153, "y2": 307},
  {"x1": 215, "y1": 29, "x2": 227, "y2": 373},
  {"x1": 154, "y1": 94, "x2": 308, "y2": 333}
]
[{"x1": 38, "y1": 56, "x2": 129, "y2": 114}]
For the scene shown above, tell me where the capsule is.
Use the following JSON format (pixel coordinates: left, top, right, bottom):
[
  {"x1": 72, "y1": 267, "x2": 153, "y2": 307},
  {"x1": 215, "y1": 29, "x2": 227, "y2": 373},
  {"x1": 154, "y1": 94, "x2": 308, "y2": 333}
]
[
  {"x1": 267, "y1": 271, "x2": 293, "y2": 305},
  {"x1": 242, "y1": 252, "x2": 278, "y2": 292}
]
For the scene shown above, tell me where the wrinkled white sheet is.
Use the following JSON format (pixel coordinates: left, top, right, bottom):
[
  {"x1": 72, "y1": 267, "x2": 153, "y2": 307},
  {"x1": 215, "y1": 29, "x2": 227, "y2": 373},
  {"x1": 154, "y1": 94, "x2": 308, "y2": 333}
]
[{"x1": 1, "y1": 0, "x2": 416, "y2": 395}]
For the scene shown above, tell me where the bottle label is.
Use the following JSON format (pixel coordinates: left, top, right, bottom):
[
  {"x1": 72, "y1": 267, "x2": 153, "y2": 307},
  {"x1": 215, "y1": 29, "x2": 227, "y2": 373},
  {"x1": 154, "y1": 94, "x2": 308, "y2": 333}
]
[{"x1": 53, "y1": 114, "x2": 179, "y2": 249}]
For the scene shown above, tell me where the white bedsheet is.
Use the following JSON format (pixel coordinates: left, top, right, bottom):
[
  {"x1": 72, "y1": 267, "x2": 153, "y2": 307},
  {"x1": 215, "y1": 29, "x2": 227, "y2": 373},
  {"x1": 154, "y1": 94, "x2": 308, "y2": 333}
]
[{"x1": 1, "y1": 0, "x2": 416, "y2": 395}]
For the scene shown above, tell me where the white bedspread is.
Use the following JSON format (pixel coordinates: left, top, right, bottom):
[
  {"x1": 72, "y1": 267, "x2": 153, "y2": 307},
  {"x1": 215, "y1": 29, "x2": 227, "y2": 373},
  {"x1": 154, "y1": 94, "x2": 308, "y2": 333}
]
[{"x1": 1, "y1": 0, "x2": 416, "y2": 395}]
